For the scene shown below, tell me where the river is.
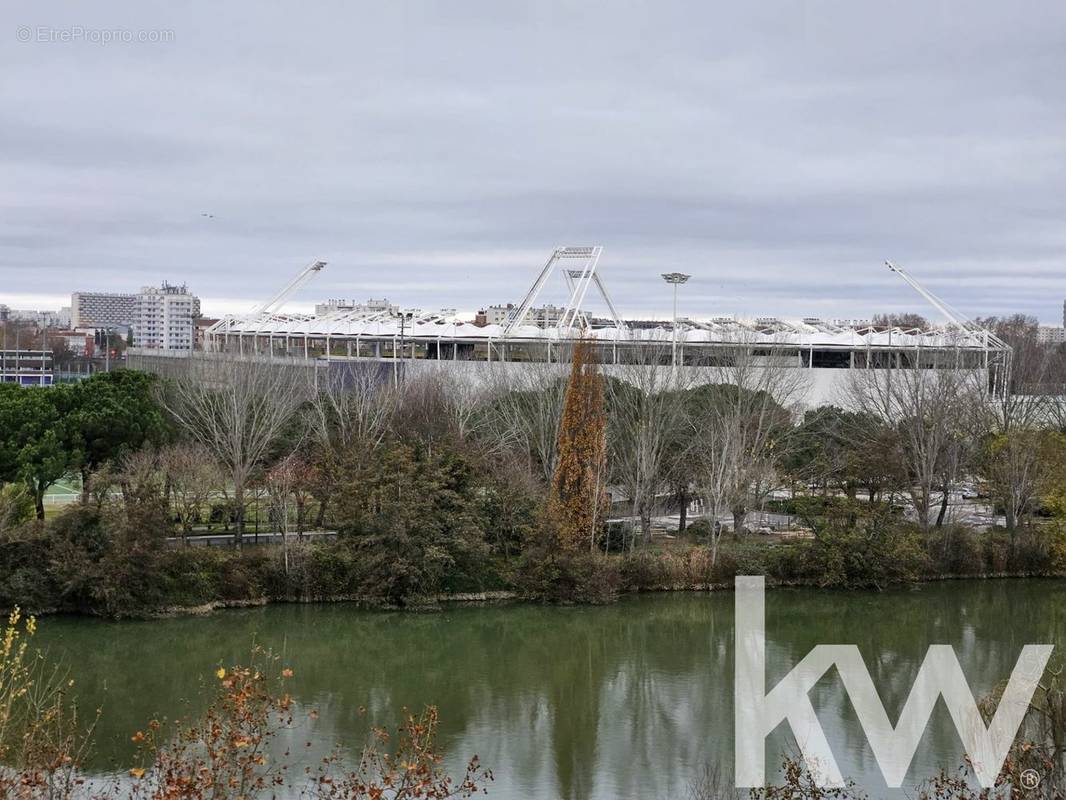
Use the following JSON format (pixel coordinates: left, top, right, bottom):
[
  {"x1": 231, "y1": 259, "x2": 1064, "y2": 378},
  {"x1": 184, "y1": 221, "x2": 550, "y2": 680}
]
[{"x1": 30, "y1": 578, "x2": 1066, "y2": 799}]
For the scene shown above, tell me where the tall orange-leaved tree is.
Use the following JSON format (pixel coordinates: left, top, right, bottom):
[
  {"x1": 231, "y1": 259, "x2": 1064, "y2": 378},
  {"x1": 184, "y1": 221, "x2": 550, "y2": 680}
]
[{"x1": 548, "y1": 337, "x2": 608, "y2": 552}]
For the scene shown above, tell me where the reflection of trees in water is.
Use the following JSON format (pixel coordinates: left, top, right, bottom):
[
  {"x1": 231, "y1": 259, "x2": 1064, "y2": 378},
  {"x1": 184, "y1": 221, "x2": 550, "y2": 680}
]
[
  {"x1": 30, "y1": 579, "x2": 1066, "y2": 799},
  {"x1": 762, "y1": 581, "x2": 1066, "y2": 794}
]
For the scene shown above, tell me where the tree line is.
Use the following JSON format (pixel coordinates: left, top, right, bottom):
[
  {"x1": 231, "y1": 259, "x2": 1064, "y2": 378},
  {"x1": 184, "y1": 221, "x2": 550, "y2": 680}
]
[{"x1": 2, "y1": 315, "x2": 1066, "y2": 613}]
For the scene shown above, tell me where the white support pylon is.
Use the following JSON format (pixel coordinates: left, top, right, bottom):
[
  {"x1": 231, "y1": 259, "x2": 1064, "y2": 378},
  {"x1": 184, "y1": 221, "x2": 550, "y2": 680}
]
[{"x1": 502, "y1": 246, "x2": 628, "y2": 337}]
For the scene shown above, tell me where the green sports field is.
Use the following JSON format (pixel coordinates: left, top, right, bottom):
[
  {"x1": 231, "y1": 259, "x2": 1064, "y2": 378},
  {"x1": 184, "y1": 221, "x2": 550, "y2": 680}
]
[{"x1": 44, "y1": 476, "x2": 82, "y2": 504}]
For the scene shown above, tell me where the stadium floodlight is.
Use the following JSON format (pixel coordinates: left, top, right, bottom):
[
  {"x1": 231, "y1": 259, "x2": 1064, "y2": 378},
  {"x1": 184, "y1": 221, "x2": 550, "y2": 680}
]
[
  {"x1": 661, "y1": 272, "x2": 691, "y2": 285},
  {"x1": 661, "y1": 273, "x2": 691, "y2": 367}
]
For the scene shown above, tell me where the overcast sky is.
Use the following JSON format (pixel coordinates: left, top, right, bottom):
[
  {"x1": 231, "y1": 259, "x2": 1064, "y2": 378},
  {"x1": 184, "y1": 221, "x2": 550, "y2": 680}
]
[{"x1": 2, "y1": 1, "x2": 1064, "y2": 323}]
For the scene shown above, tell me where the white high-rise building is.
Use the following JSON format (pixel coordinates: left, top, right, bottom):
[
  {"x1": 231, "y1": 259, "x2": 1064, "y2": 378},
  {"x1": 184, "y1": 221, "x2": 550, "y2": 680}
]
[{"x1": 132, "y1": 282, "x2": 200, "y2": 350}]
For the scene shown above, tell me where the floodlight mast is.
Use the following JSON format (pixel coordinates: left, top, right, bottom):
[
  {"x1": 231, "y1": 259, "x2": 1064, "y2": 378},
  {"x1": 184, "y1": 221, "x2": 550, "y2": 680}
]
[
  {"x1": 883, "y1": 260, "x2": 1006, "y2": 348},
  {"x1": 204, "y1": 259, "x2": 328, "y2": 349},
  {"x1": 884, "y1": 260, "x2": 1011, "y2": 397},
  {"x1": 661, "y1": 272, "x2": 691, "y2": 367},
  {"x1": 252, "y1": 260, "x2": 327, "y2": 315}
]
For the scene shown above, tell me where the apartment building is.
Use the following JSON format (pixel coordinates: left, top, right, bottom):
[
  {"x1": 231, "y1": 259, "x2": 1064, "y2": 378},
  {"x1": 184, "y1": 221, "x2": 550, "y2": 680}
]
[
  {"x1": 71, "y1": 291, "x2": 136, "y2": 329},
  {"x1": 475, "y1": 303, "x2": 565, "y2": 328},
  {"x1": 314, "y1": 298, "x2": 399, "y2": 316},
  {"x1": 132, "y1": 283, "x2": 201, "y2": 350},
  {"x1": 1037, "y1": 325, "x2": 1066, "y2": 345}
]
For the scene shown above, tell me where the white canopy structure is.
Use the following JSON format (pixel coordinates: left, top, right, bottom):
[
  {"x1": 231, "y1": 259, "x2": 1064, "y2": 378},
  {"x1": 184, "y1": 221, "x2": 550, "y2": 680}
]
[
  {"x1": 204, "y1": 248, "x2": 1003, "y2": 358},
  {"x1": 178, "y1": 248, "x2": 1013, "y2": 404}
]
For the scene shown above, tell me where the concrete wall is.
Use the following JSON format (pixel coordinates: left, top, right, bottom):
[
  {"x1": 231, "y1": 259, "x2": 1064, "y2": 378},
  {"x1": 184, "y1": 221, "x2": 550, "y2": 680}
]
[{"x1": 129, "y1": 348, "x2": 991, "y2": 410}]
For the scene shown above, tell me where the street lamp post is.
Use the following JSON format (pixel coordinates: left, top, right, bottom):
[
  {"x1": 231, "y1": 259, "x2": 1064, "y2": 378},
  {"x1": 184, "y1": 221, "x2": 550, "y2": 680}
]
[
  {"x1": 396, "y1": 311, "x2": 414, "y2": 387},
  {"x1": 661, "y1": 272, "x2": 691, "y2": 368}
]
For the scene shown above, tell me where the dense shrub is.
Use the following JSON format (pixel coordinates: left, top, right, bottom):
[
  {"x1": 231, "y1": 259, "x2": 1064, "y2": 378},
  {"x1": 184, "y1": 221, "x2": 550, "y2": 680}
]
[
  {"x1": 0, "y1": 533, "x2": 55, "y2": 611},
  {"x1": 1002, "y1": 528, "x2": 1055, "y2": 574},
  {"x1": 616, "y1": 528, "x2": 933, "y2": 593},
  {"x1": 619, "y1": 547, "x2": 716, "y2": 589},
  {"x1": 924, "y1": 526, "x2": 984, "y2": 576},
  {"x1": 924, "y1": 526, "x2": 1060, "y2": 577},
  {"x1": 1049, "y1": 524, "x2": 1066, "y2": 573},
  {"x1": 273, "y1": 541, "x2": 360, "y2": 601},
  {"x1": 802, "y1": 526, "x2": 929, "y2": 589},
  {"x1": 154, "y1": 548, "x2": 228, "y2": 606},
  {"x1": 332, "y1": 443, "x2": 499, "y2": 604},
  {"x1": 618, "y1": 550, "x2": 678, "y2": 590},
  {"x1": 518, "y1": 550, "x2": 619, "y2": 604}
]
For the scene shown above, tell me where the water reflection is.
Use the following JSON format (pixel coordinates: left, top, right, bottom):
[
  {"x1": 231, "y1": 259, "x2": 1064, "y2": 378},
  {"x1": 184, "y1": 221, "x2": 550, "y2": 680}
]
[{"x1": 32, "y1": 579, "x2": 1066, "y2": 800}]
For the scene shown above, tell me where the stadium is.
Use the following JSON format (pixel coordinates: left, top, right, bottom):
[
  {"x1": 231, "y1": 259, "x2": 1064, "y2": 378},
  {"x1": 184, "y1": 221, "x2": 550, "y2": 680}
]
[{"x1": 132, "y1": 247, "x2": 1011, "y2": 406}]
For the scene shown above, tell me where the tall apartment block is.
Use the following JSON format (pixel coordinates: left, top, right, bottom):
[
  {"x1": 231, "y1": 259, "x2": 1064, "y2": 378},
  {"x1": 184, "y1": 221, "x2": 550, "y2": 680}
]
[
  {"x1": 70, "y1": 291, "x2": 136, "y2": 329},
  {"x1": 132, "y1": 283, "x2": 201, "y2": 350},
  {"x1": 72, "y1": 283, "x2": 200, "y2": 350}
]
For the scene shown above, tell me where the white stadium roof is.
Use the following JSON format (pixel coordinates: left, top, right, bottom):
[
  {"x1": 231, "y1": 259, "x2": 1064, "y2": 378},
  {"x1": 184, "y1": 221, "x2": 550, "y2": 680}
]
[{"x1": 206, "y1": 311, "x2": 1004, "y2": 352}]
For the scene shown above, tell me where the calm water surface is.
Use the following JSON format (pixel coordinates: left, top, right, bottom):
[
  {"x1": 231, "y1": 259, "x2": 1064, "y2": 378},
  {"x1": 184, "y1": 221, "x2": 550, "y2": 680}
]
[{"x1": 32, "y1": 579, "x2": 1066, "y2": 799}]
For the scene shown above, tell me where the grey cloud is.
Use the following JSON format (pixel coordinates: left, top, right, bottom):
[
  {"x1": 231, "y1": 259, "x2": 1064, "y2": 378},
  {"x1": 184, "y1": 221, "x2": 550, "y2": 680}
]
[{"x1": 0, "y1": 0, "x2": 1064, "y2": 322}]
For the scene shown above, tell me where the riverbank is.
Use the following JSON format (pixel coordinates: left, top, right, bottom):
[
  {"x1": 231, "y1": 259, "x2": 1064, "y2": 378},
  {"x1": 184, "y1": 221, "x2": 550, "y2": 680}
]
[
  {"x1": 4, "y1": 522, "x2": 1064, "y2": 619},
  {"x1": 125, "y1": 571, "x2": 1066, "y2": 620}
]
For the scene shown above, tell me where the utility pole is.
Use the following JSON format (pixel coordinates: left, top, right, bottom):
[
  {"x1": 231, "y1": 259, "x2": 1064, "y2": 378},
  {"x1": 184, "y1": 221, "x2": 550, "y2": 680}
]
[
  {"x1": 399, "y1": 311, "x2": 413, "y2": 377},
  {"x1": 661, "y1": 273, "x2": 691, "y2": 368},
  {"x1": 394, "y1": 311, "x2": 414, "y2": 388}
]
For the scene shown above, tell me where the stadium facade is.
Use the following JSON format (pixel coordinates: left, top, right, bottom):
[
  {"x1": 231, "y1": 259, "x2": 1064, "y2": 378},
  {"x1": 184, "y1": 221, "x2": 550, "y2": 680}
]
[{"x1": 130, "y1": 247, "x2": 1011, "y2": 407}]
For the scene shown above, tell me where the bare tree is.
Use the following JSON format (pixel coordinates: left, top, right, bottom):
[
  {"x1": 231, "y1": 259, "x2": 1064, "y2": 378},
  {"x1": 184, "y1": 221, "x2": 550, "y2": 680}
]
[
  {"x1": 871, "y1": 312, "x2": 930, "y2": 330},
  {"x1": 159, "y1": 442, "x2": 223, "y2": 544},
  {"x1": 687, "y1": 336, "x2": 805, "y2": 562},
  {"x1": 158, "y1": 359, "x2": 310, "y2": 549},
  {"x1": 482, "y1": 362, "x2": 570, "y2": 486},
  {"x1": 846, "y1": 346, "x2": 985, "y2": 529},
  {"x1": 433, "y1": 367, "x2": 490, "y2": 443},
  {"x1": 975, "y1": 316, "x2": 1057, "y2": 531},
  {"x1": 689, "y1": 402, "x2": 740, "y2": 564},
  {"x1": 116, "y1": 446, "x2": 165, "y2": 514},
  {"x1": 307, "y1": 364, "x2": 396, "y2": 526},
  {"x1": 605, "y1": 338, "x2": 691, "y2": 546},
  {"x1": 309, "y1": 364, "x2": 396, "y2": 453},
  {"x1": 390, "y1": 367, "x2": 490, "y2": 451},
  {"x1": 265, "y1": 452, "x2": 308, "y2": 574}
]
